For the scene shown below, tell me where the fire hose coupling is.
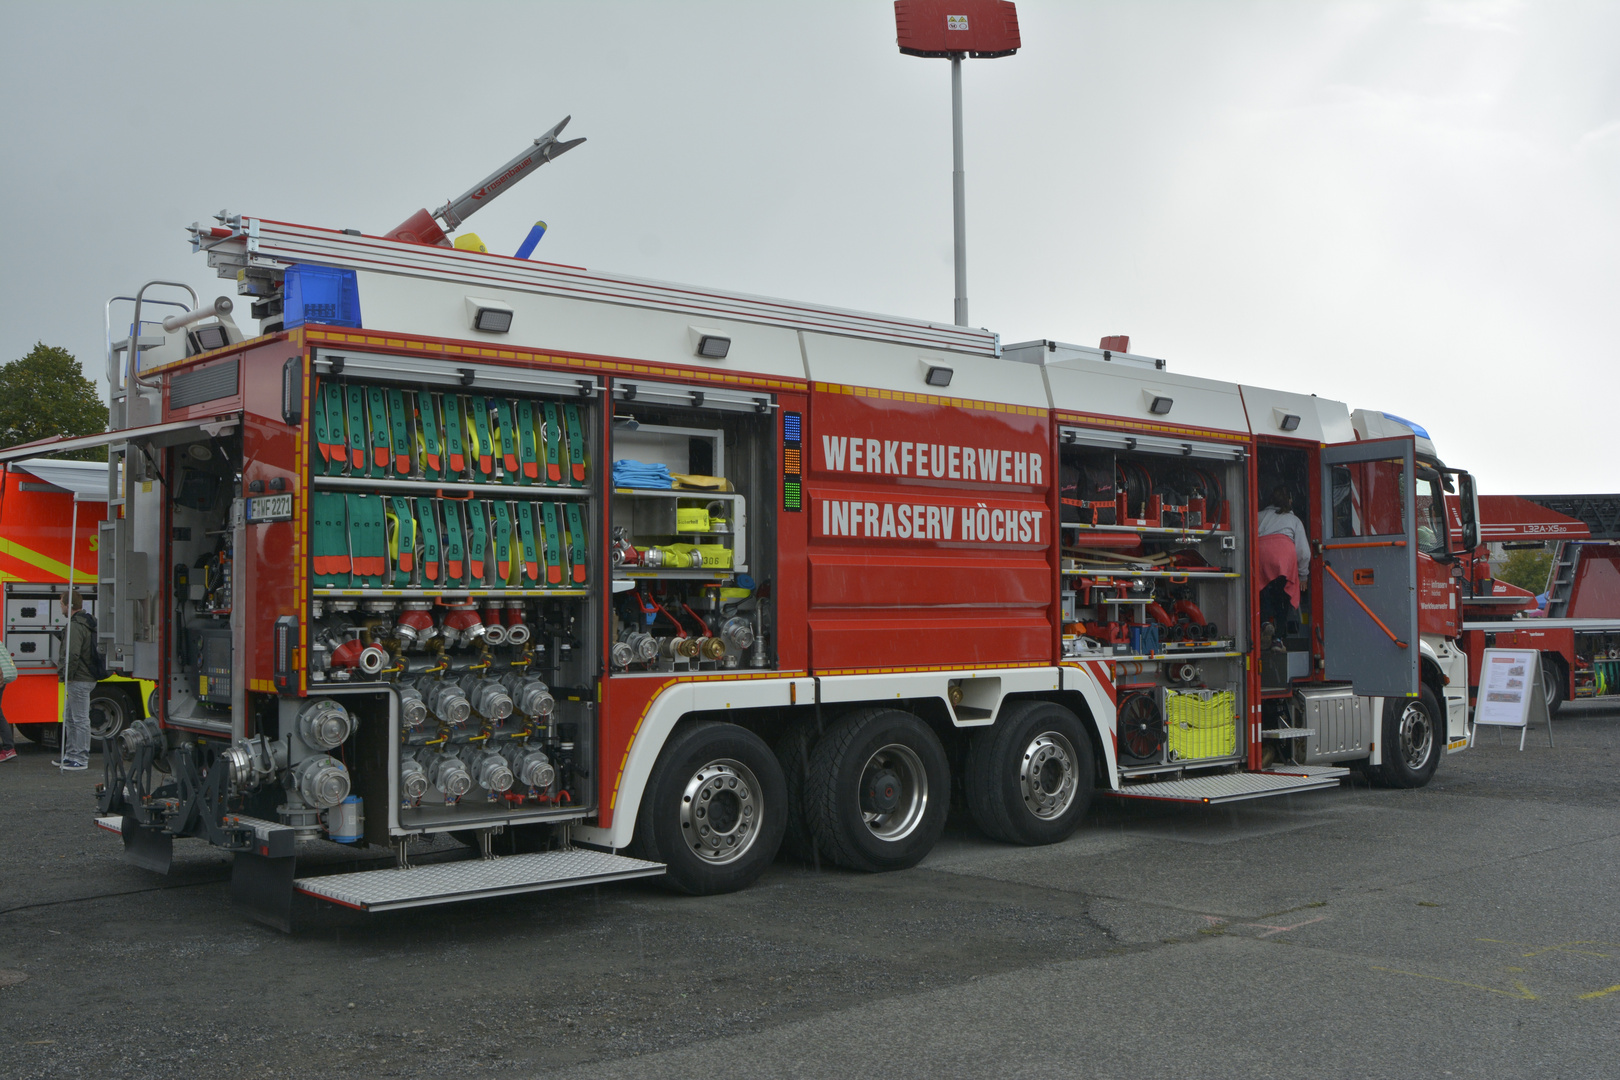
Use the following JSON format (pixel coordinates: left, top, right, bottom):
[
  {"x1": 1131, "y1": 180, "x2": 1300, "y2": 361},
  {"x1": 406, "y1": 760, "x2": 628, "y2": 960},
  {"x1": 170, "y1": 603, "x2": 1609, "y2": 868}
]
[
  {"x1": 297, "y1": 697, "x2": 355, "y2": 751},
  {"x1": 289, "y1": 754, "x2": 352, "y2": 809},
  {"x1": 699, "y1": 636, "x2": 727, "y2": 660},
  {"x1": 399, "y1": 753, "x2": 431, "y2": 801},
  {"x1": 460, "y1": 745, "x2": 515, "y2": 793},
  {"x1": 418, "y1": 677, "x2": 473, "y2": 726},
  {"x1": 624, "y1": 631, "x2": 659, "y2": 664},
  {"x1": 395, "y1": 601, "x2": 437, "y2": 646},
  {"x1": 397, "y1": 684, "x2": 430, "y2": 729},
  {"x1": 610, "y1": 640, "x2": 635, "y2": 670},
  {"x1": 503, "y1": 743, "x2": 556, "y2": 790},
  {"x1": 118, "y1": 716, "x2": 165, "y2": 762},
  {"x1": 223, "y1": 734, "x2": 286, "y2": 792},
  {"x1": 661, "y1": 635, "x2": 702, "y2": 660},
  {"x1": 500, "y1": 672, "x2": 556, "y2": 718},
  {"x1": 459, "y1": 674, "x2": 515, "y2": 721},
  {"x1": 481, "y1": 606, "x2": 507, "y2": 646},
  {"x1": 442, "y1": 604, "x2": 485, "y2": 648},
  {"x1": 503, "y1": 600, "x2": 531, "y2": 645},
  {"x1": 427, "y1": 749, "x2": 473, "y2": 799},
  {"x1": 328, "y1": 629, "x2": 389, "y2": 675},
  {"x1": 720, "y1": 616, "x2": 755, "y2": 651}
]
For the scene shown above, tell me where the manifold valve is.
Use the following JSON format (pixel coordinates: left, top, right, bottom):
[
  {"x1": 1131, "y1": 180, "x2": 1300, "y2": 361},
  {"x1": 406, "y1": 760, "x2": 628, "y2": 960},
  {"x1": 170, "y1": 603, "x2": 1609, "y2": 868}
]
[
  {"x1": 501, "y1": 672, "x2": 556, "y2": 718},
  {"x1": 503, "y1": 743, "x2": 555, "y2": 789},
  {"x1": 399, "y1": 753, "x2": 430, "y2": 801},
  {"x1": 397, "y1": 684, "x2": 430, "y2": 729},
  {"x1": 223, "y1": 734, "x2": 285, "y2": 792},
  {"x1": 503, "y1": 600, "x2": 530, "y2": 645},
  {"x1": 297, "y1": 698, "x2": 354, "y2": 750},
  {"x1": 461, "y1": 745, "x2": 514, "y2": 793},
  {"x1": 1165, "y1": 661, "x2": 1201, "y2": 684},
  {"x1": 290, "y1": 754, "x2": 351, "y2": 809},
  {"x1": 459, "y1": 675, "x2": 514, "y2": 721},
  {"x1": 419, "y1": 678, "x2": 472, "y2": 726},
  {"x1": 427, "y1": 750, "x2": 472, "y2": 798}
]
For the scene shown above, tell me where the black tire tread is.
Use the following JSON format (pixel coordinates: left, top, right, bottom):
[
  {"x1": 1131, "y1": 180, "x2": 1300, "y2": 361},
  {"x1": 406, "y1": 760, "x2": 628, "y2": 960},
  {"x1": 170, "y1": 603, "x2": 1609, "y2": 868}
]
[
  {"x1": 773, "y1": 726, "x2": 818, "y2": 863},
  {"x1": 1373, "y1": 684, "x2": 1443, "y2": 789},
  {"x1": 805, "y1": 707, "x2": 948, "y2": 873},
  {"x1": 965, "y1": 700, "x2": 1094, "y2": 846}
]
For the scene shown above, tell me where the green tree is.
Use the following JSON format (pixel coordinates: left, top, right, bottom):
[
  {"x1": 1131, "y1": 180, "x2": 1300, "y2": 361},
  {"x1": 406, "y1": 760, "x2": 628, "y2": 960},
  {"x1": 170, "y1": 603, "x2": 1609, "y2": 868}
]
[
  {"x1": 1498, "y1": 547, "x2": 1553, "y2": 594},
  {"x1": 0, "y1": 343, "x2": 108, "y2": 461}
]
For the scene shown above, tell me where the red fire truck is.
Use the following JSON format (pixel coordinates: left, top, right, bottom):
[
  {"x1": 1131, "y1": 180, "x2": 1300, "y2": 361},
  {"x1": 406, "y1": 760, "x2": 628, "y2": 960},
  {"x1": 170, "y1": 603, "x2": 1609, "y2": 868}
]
[
  {"x1": 1454, "y1": 494, "x2": 1620, "y2": 714},
  {"x1": 10, "y1": 148, "x2": 1479, "y2": 927},
  {"x1": 0, "y1": 457, "x2": 153, "y2": 746}
]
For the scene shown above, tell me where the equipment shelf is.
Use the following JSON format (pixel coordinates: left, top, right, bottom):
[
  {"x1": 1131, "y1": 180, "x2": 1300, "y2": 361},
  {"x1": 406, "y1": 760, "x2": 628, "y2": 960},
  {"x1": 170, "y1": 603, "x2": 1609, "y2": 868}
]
[
  {"x1": 1061, "y1": 568, "x2": 1239, "y2": 579},
  {"x1": 1066, "y1": 649, "x2": 1243, "y2": 663},
  {"x1": 1062, "y1": 522, "x2": 1231, "y2": 538},
  {"x1": 311, "y1": 475, "x2": 589, "y2": 499},
  {"x1": 313, "y1": 587, "x2": 590, "y2": 599}
]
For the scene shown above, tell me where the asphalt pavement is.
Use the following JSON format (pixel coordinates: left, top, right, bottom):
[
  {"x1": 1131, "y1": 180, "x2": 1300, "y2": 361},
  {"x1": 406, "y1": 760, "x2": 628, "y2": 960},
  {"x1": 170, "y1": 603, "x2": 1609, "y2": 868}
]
[{"x1": 3, "y1": 701, "x2": 1618, "y2": 1079}]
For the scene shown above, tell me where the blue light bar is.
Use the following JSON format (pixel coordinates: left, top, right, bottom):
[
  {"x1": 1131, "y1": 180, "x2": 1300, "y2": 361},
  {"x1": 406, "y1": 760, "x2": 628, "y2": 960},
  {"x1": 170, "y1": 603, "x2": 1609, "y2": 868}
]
[
  {"x1": 283, "y1": 264, "x2": 362, "y2": 330},
  {"x1": 1380, "y1": 412, "x2": 1430, "y2": 440}
]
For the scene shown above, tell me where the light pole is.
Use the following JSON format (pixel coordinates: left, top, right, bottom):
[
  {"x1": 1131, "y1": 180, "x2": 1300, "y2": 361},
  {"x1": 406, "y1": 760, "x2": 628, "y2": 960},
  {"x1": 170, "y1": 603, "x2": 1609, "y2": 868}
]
[{"x1": 895, "y1": 1, "x2": 1021, "y2": 327}]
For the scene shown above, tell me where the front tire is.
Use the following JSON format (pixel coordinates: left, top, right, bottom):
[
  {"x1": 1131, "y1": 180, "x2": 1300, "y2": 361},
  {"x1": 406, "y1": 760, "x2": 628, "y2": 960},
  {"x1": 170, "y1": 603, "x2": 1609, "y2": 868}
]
[
  {"x1": 966, "y1": 701, "x2": 1095, "y2": 845},
  {"x1": 805, "y1": 708, "x2": 949, "y2": 873},
  {"x1": 632, "y1": 721, "x2": 785, "y2": 895},
  {"x1": 1370, "y1": 684, "x2": 1443, "y2": 788}
]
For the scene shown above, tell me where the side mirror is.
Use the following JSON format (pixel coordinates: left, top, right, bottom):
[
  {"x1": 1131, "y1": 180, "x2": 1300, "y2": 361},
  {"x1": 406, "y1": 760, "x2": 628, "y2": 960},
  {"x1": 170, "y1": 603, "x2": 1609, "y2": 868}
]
[{"x1": 1456, "y1": 470, "x2": 1480, "y2": 552}]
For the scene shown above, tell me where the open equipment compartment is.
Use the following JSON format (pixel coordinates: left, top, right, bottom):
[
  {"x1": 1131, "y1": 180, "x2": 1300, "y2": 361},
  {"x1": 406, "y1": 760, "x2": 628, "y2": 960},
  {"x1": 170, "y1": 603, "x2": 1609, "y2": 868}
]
[
  {"x1": 302, "y1": 351, "x2": 603, "y2": 840},
  {"x1": 1058, "y1": 425, "x2": 1248, "y2": 774},
  {"x1": 607, "y1": 377, "x2": 777, "y2": 674}
]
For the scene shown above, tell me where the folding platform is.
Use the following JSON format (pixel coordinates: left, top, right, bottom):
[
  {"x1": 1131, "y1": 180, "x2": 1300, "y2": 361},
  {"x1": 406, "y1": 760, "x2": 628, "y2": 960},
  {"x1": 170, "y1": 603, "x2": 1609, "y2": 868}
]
[
  {"x1": 1106, "y1": 765, "x2": 1350, "y2": 805},
  {"x1": 294, "y1": 849, "x2": 666, "y2": 912}
]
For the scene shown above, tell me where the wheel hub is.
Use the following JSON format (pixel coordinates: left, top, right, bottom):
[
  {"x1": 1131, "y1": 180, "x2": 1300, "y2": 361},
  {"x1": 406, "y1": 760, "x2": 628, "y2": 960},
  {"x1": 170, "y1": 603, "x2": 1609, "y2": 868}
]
[
  {"x1": 680, "y1": 759, "x2": 761, "y2": 865},
  {"x1": 1398, "y1": 702, "x2": 1434, "y2": 770},
  {"x1": 858, "y1": 744, "x2": 928, "y2": 842},
  {"x1": 861, "y1": 769, "x2": 901, "y2": 815},
  {"x1": 1020, "y1": 732, "x2": 1078, "y2": 820}
]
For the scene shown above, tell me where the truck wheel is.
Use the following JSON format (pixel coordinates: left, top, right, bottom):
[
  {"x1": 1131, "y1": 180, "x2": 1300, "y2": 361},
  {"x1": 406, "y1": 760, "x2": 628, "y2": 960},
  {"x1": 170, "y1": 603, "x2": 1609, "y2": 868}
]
[
  {"x1": 805, "y1": 708, "x2": 949, "y2": 873},
  {"x1": 1540, "y1": 655, "x2": 1565, "y2": 717},
  {"x1": 632, "y1": 721, "x2": 785, "y2": 895},
  {"x1": 1371, "y1": 685, "x2": 1443, "y2": 789},
  {"x1": 18, "y1": 723, "x2": 58, "y2": 749},
  {"x1": 965, "y1": 701, "x2": 1094, "y2": 845},
  {"x1": 90, "y1": 687, "x2": 132, "y2": 745},
  {"x1": 773, "y1": 727, "x2": 818, "y2": 863}
]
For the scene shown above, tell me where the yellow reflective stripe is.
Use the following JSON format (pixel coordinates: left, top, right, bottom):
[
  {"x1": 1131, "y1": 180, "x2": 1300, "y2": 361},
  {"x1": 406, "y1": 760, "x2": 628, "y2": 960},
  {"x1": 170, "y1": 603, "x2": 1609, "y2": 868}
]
[{"x1": 0, "y1": 538, "x2": 96, "y2": 583}]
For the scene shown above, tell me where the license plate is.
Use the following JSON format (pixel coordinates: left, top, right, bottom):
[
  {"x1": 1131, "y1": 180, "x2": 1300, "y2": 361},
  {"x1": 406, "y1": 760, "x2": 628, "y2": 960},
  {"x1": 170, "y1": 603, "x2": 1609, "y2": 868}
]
[{"x1": 246, "y1": 493, "x2": 294, "y2": 523}]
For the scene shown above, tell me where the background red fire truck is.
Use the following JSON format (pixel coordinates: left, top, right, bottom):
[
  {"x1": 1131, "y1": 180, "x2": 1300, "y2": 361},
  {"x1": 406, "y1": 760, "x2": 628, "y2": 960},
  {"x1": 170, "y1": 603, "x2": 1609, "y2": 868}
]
[
  {"x1": 0, "y1": 133, "x2": 1484, "y2": 929},
  {"x1": 0, "y1": 458, "x2": 153, "y2": 747}
]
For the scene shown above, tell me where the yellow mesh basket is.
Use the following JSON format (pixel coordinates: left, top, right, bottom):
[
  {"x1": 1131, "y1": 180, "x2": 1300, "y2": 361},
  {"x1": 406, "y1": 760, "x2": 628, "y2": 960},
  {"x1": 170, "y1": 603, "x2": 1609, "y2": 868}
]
[{"x1": 1164, "y1": 688, "x2": 1237, "y2": 761}]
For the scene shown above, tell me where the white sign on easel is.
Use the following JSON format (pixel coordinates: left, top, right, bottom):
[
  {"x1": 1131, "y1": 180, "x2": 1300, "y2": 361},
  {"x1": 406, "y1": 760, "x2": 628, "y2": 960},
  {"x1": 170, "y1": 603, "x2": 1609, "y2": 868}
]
[{"x1": 1470, "y1": 649, "x2": 1554, "y2": 751}]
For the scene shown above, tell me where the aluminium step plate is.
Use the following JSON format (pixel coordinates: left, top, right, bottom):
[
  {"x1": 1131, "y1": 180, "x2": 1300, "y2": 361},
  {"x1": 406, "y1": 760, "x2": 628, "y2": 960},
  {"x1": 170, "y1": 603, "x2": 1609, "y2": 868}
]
[
  {"x1": 1107, "y1": 769, "x2": 1345, "y2": 804},
  {"x1": 295, "y1": 849, "x2": 665, "y2": 912}
]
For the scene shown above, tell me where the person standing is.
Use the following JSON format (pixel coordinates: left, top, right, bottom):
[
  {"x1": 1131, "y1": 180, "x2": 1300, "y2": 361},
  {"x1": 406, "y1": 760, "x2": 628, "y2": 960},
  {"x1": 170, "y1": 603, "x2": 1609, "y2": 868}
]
[
  {"x1": 0, "y1": 638, "x2": 18, "y2": 763},
  {"x1": 54, "y1": 590, "x2": 96, "y2": 772}
]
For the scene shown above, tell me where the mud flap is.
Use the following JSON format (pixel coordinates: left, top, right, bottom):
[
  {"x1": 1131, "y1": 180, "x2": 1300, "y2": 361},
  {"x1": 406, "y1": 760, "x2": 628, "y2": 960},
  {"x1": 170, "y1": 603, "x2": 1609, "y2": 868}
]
[
  {"x1": 121, "y1": 813, "x2": 173, "y2": 874},
  {"x1": 231, "y1": 851, "x2": 297, "y2": 933}
]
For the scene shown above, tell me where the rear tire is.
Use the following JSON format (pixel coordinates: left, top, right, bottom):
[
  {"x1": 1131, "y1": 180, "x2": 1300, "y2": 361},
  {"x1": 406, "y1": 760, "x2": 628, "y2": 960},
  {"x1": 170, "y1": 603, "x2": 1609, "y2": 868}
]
[
  {"x1": 631, "y1": 721, "x2": 785, "y2": 895},
  {"x1": 1540, "y1": 655, "x2": 1565, "y2": 717},
  {"x1": 805, "y1": 708, "x2": 949, "y2": 873},
  {"x1": 90, "y1": 687, "x2": 132, "y2": 745},
  {"x1": 966, "y1": 701, "x2": 1094, "y2": 845},
  {"x1": 1370, "y1": 684, "x2": 1443, "y2": 789}
]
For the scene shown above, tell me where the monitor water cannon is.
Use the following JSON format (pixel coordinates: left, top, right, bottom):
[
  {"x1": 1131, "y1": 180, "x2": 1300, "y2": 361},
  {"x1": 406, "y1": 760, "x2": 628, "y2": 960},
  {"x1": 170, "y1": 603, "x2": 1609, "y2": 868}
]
[{"x1": 386, "y1": 116, "x2": 586, "y2": 247}]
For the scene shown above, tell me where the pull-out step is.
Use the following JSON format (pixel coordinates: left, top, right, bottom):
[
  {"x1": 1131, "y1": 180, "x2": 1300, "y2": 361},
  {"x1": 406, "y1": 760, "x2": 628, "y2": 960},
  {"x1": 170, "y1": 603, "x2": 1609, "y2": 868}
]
[
  {"x1": 295, "y1": 849, "x2": 665, "y2": 912},
  {"x1": 1107, "y1": 765, "x2": 1350, "y2": 805}
]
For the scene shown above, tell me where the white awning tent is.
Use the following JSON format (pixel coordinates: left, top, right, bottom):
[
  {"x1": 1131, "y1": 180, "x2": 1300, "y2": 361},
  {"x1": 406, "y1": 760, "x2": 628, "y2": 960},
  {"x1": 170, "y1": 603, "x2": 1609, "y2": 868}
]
[{"x1": 11, "y1": 458, "x2": 111, "y2": 502}]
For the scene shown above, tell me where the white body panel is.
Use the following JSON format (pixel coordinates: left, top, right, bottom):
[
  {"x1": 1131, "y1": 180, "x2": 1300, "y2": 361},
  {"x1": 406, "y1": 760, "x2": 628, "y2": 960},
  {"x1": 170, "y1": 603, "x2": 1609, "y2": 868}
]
[
  {"x1": 799, "y1": 332, "x2": 1049, "y2": 412},
  {"x1": 1041, "y1": 354, "x2": 1250, "y2": 435},
  {"x1": 1238, "y1": 385, "x2": 1356, "y2": 444}
]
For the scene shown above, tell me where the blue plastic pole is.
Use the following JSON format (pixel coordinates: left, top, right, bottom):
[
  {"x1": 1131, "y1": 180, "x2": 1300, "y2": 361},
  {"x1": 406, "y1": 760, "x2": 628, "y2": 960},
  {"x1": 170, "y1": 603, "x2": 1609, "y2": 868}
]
[{"x1": 514, "y1": 221, "x2": 548, "y2": 260}]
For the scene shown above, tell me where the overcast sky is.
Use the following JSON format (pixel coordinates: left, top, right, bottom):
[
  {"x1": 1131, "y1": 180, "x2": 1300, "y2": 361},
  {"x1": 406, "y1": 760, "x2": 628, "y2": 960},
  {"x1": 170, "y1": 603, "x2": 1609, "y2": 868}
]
[{"x1": 2, "y1": 1, "x2": 1615, "y2": 493}]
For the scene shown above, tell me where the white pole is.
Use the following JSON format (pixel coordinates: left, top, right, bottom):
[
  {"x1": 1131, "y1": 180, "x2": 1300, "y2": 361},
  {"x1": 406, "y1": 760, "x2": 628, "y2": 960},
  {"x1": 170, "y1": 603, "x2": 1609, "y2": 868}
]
[
  {"x1": 59, "y1": 496, "x2": 79, "y2": 769},
  {"x1": 951, "y1": 54, "x2": 969, "y2": 327}
]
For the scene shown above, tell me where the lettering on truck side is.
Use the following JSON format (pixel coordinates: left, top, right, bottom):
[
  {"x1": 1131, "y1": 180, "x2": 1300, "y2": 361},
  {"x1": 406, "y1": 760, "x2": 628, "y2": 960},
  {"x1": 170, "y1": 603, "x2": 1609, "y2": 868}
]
[
  {"x1": 819, "y1": 435, "x2": 1044, "y2": 486},
  {"x1": 817, "y1": 498, "x2": 1045, "y2": 544}
]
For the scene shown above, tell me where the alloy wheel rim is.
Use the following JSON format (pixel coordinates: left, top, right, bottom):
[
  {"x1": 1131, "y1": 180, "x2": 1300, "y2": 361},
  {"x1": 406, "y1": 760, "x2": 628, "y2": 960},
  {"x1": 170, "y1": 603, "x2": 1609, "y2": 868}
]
[
  {"x1": 859, "y1": 743, "x2": 928, "y2": 842},
  {"x1": 1020, "y1": 731, "x2": 1078, "y2": 820},
  {"x1": 680, "y1": 758, "x2": 762, "y2": 865}
]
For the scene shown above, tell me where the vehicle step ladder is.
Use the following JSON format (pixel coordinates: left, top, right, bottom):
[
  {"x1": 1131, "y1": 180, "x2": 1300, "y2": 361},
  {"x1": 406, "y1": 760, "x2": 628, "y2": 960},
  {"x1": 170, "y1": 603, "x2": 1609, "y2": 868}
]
[
  {"x1": 1544, "y1": 541, "x2": 1582, "y2": 619},
  {"x1": 294, "y1": 849, "x2": 666, "y2": 913},
  {"x1": 1105, "y1": 764, "x2": 1350, "y2": 805}
]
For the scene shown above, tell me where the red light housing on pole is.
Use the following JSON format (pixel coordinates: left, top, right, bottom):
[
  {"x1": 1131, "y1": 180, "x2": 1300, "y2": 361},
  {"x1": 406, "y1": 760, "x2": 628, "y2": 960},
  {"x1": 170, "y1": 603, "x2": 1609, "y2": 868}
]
[{"x1": 895, "y1": 0, "x2": 1021, "y2": 59}]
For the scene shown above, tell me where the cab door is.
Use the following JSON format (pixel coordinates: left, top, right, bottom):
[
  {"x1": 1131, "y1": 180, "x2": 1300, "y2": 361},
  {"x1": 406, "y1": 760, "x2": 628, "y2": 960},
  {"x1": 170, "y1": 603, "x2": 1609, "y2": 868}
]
[{"x1": 1320, "y1": 436, "x2": 1418, "y2": 697}]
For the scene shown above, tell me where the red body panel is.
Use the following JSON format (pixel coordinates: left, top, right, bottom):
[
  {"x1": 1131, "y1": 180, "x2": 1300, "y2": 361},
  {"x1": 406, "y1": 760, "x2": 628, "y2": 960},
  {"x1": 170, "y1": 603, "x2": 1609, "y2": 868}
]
[
  {"x1": 803, "y1": 387, "x2": 1052, "y2": 671},
  {"x1": 1568, "y1": 548, "x2": 1620, "y2": 619}
]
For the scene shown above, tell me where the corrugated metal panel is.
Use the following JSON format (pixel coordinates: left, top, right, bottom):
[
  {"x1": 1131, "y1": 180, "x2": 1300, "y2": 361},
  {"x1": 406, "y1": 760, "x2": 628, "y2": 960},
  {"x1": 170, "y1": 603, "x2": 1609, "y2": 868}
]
[{"x1": 170, "y1": 358, "x2": 239, "y2": 408}]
